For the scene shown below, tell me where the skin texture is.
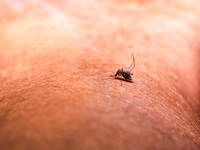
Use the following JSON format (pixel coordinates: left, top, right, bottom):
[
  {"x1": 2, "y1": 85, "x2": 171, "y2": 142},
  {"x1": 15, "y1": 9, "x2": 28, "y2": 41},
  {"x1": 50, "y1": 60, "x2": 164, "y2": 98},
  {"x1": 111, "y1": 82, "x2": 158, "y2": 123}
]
[{"x1": 0, "y1": 0, "x2": 200, "y2": 149}]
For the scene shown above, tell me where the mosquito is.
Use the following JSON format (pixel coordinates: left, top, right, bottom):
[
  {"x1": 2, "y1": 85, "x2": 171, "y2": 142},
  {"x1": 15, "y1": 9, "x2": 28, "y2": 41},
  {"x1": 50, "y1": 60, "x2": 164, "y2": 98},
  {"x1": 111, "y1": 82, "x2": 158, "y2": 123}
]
[{"x1": 114, "y1": 53, "x2": 135, "y2": 85}]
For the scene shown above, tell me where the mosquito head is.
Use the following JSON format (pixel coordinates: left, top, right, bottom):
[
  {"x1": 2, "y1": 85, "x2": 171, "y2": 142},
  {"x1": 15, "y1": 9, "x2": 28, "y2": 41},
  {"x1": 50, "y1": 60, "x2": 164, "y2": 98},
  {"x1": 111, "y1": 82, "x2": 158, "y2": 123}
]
[{"x1": 115, "y1": 68, "x2": 123, "y2": 77}]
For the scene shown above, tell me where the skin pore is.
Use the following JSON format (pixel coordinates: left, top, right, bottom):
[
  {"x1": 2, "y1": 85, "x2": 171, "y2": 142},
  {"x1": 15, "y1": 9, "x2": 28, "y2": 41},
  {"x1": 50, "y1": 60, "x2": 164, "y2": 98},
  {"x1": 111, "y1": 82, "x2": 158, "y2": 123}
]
[{"x1": 0, "y1": 0, "x2": 200, "y2": 149}]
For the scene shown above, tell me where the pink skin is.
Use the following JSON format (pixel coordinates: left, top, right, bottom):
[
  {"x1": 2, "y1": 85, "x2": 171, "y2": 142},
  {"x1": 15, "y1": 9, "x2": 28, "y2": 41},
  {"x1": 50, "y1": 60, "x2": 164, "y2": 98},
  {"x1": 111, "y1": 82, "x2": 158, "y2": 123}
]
[{"x1": 0, "y1": 0, "x2": 200, "y2": 149}]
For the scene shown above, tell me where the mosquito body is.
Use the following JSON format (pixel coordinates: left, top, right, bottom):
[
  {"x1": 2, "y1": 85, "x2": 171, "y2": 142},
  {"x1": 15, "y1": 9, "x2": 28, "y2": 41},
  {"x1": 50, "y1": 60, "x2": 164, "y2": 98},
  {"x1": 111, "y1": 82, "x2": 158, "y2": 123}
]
[
  {"x1": 115, "y1": 69, "x2": 133, "y2": 80},
  {"x1": 115, "y1": 53, "x2": 135, "y2": 85}
]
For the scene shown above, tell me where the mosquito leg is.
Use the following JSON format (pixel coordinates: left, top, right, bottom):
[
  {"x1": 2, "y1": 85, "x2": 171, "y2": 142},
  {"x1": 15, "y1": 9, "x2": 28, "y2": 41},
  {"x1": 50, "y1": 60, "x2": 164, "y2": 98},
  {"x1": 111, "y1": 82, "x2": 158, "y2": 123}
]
[
  {"x1": 129, "y1": 53, "x2": 135, "y2": 68},
  {"x1": 129, "y1": 54, "x2": 135, "y2": 73}
]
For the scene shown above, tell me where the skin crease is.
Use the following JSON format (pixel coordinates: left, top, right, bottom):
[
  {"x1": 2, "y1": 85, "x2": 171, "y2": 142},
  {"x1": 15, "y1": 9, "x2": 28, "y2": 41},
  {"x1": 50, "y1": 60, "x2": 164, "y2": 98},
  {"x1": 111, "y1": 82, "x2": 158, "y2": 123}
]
[{"x1": 0, "y1": 0, "x2": 200, "y2": 149}]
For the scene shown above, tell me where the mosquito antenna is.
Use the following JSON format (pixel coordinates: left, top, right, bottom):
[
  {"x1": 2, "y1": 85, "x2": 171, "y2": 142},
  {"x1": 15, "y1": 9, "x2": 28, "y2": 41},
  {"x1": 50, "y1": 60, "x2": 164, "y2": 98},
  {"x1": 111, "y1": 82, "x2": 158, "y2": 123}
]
[{"x1": 129, "y1": 53, "x2": 135, "y2": 73}]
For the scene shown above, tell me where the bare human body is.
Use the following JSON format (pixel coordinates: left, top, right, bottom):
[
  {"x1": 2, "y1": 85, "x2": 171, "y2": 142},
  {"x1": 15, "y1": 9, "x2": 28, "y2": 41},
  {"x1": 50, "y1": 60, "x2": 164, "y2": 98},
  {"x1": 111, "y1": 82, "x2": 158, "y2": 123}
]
[{"x1": 0, "y1": 0, "x2": 200, "y2": 149}]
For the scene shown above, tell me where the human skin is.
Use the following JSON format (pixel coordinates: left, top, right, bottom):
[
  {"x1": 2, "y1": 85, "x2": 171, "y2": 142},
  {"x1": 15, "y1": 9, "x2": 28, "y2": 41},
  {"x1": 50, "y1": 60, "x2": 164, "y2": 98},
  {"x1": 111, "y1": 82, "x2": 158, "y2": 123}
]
[{"x1": 0, "y1": 0, "x2": 200, "y2": 149}]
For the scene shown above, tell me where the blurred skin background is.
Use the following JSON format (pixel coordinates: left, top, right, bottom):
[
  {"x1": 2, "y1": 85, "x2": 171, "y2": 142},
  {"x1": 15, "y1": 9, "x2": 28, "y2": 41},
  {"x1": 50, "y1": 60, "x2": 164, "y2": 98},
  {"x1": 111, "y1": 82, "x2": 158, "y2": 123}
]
[{"x1": 0, "y1": 0, "x2": 200, "y2": 149}]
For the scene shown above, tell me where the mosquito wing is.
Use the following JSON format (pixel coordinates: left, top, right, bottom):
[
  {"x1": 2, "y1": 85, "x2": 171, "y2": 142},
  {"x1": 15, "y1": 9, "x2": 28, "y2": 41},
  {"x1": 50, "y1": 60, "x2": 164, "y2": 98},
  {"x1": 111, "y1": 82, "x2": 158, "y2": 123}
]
[{"x1": 122, "y1": 71, "x2": 133, "y2": 75}]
